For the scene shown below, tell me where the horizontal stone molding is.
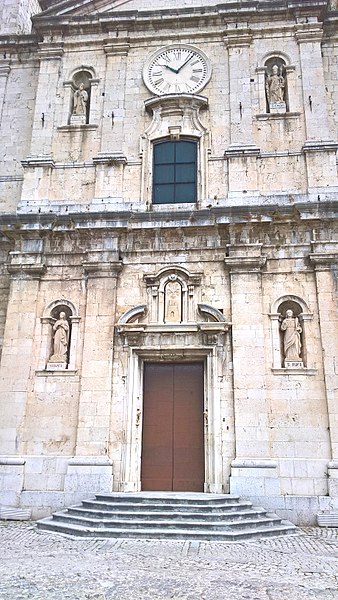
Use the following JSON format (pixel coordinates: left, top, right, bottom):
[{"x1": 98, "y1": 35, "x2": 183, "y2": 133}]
[
  {"x1": 83, "y1": 261, "x2": 123, "y2": 278},
  {"x1": 103, "y1": 42, "x2": 131, "y2": 56},
  {"x1": 22, "y1": 156, "x2": 55, "y2": 168},
  {"x1": 35, "y1": 370, "x2": 79, "y2": 377},
  {"x1": 224, "y1": 256, "x2": 267, "y2": 271},
  {"x1": 231, "y1": 459, "x2": 278, "y2": 469},
  {"x1": 93, "y1": 153, "x2": 127, "y2": 165},
  {"x1": 272, "y1": 368, "x2": 317, "y2": 376},
  {"x1": 68, "y1": 457, "x2": 113, "y2": 467},
  {"x1": 0, "y1": 457, "x2": 25, "y2": 466},
  {"x1": 302, "y1": 141, "x2": 338, "y2": 153},
  {"x1": 57, "y1": 124, "x2": 98, "y2": 132},
  {"x1": 224, "y1": 144, "x2": 260, "y2": 158},
  {"x1": 255, "y1": 112, "x2": 300, "y2": 121}
]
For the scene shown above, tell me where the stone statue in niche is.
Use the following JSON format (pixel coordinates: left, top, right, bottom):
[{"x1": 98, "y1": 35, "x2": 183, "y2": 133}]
[
  {"x1": 49, "y1": 312, "x2": 70, "y2": 364},
  {"x1": 164, "y1": 280, "x2": 182, "y2": 323},
  {"x1": 266, "y1": 64, "x2": 285, "y2": 103},
  {"x1": 73, "y1": 83, "x2": 88, "y2": 116},
  {"x1": 281, "y1": 309, "x2": 303, "y2": 366}
]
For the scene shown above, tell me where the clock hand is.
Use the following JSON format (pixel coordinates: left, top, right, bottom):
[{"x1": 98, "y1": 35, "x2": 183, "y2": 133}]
[
  {"x1": 157, "y1": 63, "x2": 179, "y2": 74},
  {"x1": 176, "y1": 53, "x2": 193, "y2": 73}
]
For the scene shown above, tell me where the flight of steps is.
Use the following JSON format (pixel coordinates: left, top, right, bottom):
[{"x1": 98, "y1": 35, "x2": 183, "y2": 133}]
[{"x1": 37, "y1": 492, "x2": 297, "y2": 541}]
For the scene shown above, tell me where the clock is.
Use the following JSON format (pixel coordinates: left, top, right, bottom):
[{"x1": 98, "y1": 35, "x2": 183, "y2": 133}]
[{"x1": 143, "y1": 44, "x2": 211, "y2": 96}]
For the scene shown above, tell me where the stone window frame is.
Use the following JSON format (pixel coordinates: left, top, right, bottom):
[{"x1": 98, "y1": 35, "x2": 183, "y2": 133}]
[
  {"x1": 256, "y1": 51, "x2": 297, "y2": 116},
  {"x1": 141, "y1": 94, "x2": 210, "y2": 209},
  {"x1": 62, "y1": 65, "x2": 100, "y2": 126},
  {"x1": 152, "y1": 139, "x2": 198, "y2": 205},
  {"x1": 269, "y1": 294, "x2": 316, "y2": 375},
  {"x1": 38, "y1": 299, "x2": 80, "y2": 372}
]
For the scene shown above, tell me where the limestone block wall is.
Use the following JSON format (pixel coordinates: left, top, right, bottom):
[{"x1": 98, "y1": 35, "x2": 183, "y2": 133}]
[
  {"x1": 0, "y1": 48, "x2": 39, "y2": 213},
  {"x1": 322, "y1": 39, "x2": 338, "y2": 136},
  {"x1": 0, "y1": 238, "x2": 12, "y2": 359},
  {"x1": 0, "y1": 0, "x2": 41, "y2": 35}
]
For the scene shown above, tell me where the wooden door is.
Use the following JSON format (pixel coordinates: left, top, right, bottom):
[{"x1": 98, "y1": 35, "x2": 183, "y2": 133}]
[{"x1": 141, "y1": 363, "x2": 204, "y2": 492}]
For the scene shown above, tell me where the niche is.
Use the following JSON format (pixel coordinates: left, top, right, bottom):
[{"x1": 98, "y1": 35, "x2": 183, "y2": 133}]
[
  {"x1": 70, "y1": 70, "x2": 92, "y2": 124},
  {"x1": 265, "y1": 57, "x2": 288, "y2": 113}
]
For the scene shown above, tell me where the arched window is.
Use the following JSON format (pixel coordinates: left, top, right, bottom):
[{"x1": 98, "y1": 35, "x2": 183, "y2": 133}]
[{"x1": 153, "y1": 140, "x2": 197, "y2": 204}]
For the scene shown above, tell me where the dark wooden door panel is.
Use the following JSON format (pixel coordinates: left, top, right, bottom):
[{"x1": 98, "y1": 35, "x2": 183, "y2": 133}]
[
  {"x1": 173, "y1": 363, "x2": 204, "y2": 491},
  {"x1": 141, "y1": 364, "x2": 173, "y2": 491},
  {"x1": 141, "y1": 362, "x2": 204, "y2": 492}
]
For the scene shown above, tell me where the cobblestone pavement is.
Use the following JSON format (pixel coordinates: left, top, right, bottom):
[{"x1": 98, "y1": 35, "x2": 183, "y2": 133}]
[{"x1": 0, "y1": 522, "x2": 338, "y2": 599}]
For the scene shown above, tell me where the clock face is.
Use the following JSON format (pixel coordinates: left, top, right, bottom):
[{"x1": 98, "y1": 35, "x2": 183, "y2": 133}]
[{"x1": 143, "y1": 45, "x2": 211, "y2": 96}]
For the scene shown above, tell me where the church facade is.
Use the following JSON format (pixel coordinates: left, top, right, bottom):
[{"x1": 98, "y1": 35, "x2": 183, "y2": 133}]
[{"x1": 0, "y1": 0, "x2": 337, "y2": 524}]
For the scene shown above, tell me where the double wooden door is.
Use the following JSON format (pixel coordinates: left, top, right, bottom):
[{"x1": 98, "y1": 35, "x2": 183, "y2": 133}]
[{"x1": 141, "y1": 363, "x2": 204, "y2": 492}]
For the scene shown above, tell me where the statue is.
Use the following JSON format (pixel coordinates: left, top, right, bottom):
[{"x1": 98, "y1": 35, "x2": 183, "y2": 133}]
[
  {"x1": 50, "y1": 312, "x2": 70, "y2": 363},
  {"x1": 281, "y1": 309, "x2": 302, "y2": 363},
  {"x1": 73, "y1": 83, "x2": 88, "y2": 116},
  {"x1": 164, "y1": 280, "x2": 182, "y2": 323},
  {"x1": 266, "y1": 64, "x2": 285, "y2": 104}
]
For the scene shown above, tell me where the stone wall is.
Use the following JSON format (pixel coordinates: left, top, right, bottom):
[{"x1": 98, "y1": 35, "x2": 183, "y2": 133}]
[
  {"x1": 0, "y1": 0, "x2": 337, "y2": 523},
  {"x1": 0, "y1": 0, "x2": 41, "y2": 35}
]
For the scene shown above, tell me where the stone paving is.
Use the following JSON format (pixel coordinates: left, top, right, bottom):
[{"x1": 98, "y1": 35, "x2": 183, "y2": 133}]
[{"x1": 0, "y1": 522, "x2": 338, "y2": 599}]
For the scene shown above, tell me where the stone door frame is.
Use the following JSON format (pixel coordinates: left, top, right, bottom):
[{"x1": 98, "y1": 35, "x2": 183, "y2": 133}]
[{"x1": 121, "y1": 344, "x2": 224, "y2": 493}]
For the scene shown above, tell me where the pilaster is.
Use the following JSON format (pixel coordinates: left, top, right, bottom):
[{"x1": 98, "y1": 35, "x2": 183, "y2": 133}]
[
  {"x1": 75, "y1": 253, "x2": 123, "y2": 457},
  {"x1": 0, "y1": 242, "x2": 45, "y2": 454},
  {"x1": 295, "y1": 24, "x2": 330, "y2": 142},
  {"x1": 100, "y1": 42, "x2": 130, "y2": 155},
  {"x1": 28, "y1": 42, "x2": 64, "y2": 159},
  {"x1": 309, "y1": 244, "x2": 338, "y2": 473},
  {"x1": 224, "y1": 31, "x2": 260, "y2": 199}
]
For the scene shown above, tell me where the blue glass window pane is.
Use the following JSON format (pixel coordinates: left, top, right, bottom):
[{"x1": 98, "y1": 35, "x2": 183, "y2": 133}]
[
  {"x1": 154, "y1": 164, "x2": 175, "y2": 184},
  {"x1": 154, "y1": 142, "x2": 175, "y2": 164},
  {"x1": 154, "y1": 184, "x2": 175, "y2": 204},
  {"x1": 176, "y1": 164, "x2": 195, "y2": 183},
  {"x1": 176, "y1": 141, "x2": 196, "y2": 163},
  {"x1": 153, "y1": 140, "x2": 197, "y2": 204},
  {"x1": 175, "y1": 183, "x2": 196, "y2": 203}
]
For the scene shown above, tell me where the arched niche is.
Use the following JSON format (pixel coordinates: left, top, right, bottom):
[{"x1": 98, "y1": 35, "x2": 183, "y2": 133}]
[
  {"x1": 256, "y1": 51, "x2": 295, "y2": 115},
  {"x1": 39, "y1": 300, "x2": 80, "y2": 371},
  {"x1": 63, "y1": 65, "x2": 99, "y2": 126},
  {"x1": 270, "y1": 295, "x2": 313, "y2": 369},
  {"x1": 144, "y1": 266, "x2": 202, "y2": 324}
]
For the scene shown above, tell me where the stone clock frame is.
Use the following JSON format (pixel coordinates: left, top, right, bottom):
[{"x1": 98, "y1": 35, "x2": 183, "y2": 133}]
[{"x1": 142, "y1": 44, "x2": 212, "y2": 97}]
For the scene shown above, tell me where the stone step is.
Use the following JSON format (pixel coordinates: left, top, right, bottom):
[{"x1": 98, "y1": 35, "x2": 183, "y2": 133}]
[
  {"x1": 36, "y1": 493, "x2": 298, "y2": 541},
  {"x1": 80, "y1": 499, "x2": 253, "y2": 514},
  {"x1": 50, "y1": 512, "x2": 282, "y2": 531},
  {"x1": 66, "y1": 506, "x2": 267, "y2": 522},
  {"x1": 37, "y1": 519, "x2": 297, "y2": 542},
  {"x1": 94, "y1": 493, "x2": 241, "y2": 506}
]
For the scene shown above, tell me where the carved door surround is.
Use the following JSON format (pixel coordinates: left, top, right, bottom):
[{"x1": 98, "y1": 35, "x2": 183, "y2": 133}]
[{"x1": 117, "y1": 266, "x2": 231, "y2": 494}]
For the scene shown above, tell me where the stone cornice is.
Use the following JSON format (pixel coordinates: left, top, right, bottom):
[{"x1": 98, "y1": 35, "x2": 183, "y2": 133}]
[
  {"x1": 83, "y1": 261, "x2": 123, "y2": 278},
  {"x1": 2, "y1": 200, "x2": 337, "y2": 237},
  {"x1": 32, "y1": 1, "x2": 328, "y2": 38},
  {"x1": 224, "y1": 256, "x2": 267, "y2": 272}
]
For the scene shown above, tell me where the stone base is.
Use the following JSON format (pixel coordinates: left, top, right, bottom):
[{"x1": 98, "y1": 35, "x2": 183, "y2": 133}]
[
  {"x1": 46, "y1": 362, "x2": 67, "y2": 370},
  {"x1": 70, "y1": 114, "x2": 86, "y2": 125},
  {"x1": 230, "y1": 459, "x2": 280, "y2": 496},
  {"x1": 0, "y1": 455, "x2": 113, "y2": 519},
  {"x1": 269, "y1": 101, "x2": 286, "y2": 113},
  {"x1": 284, "y1": 360, "x2": 304, "y2": 369}
]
